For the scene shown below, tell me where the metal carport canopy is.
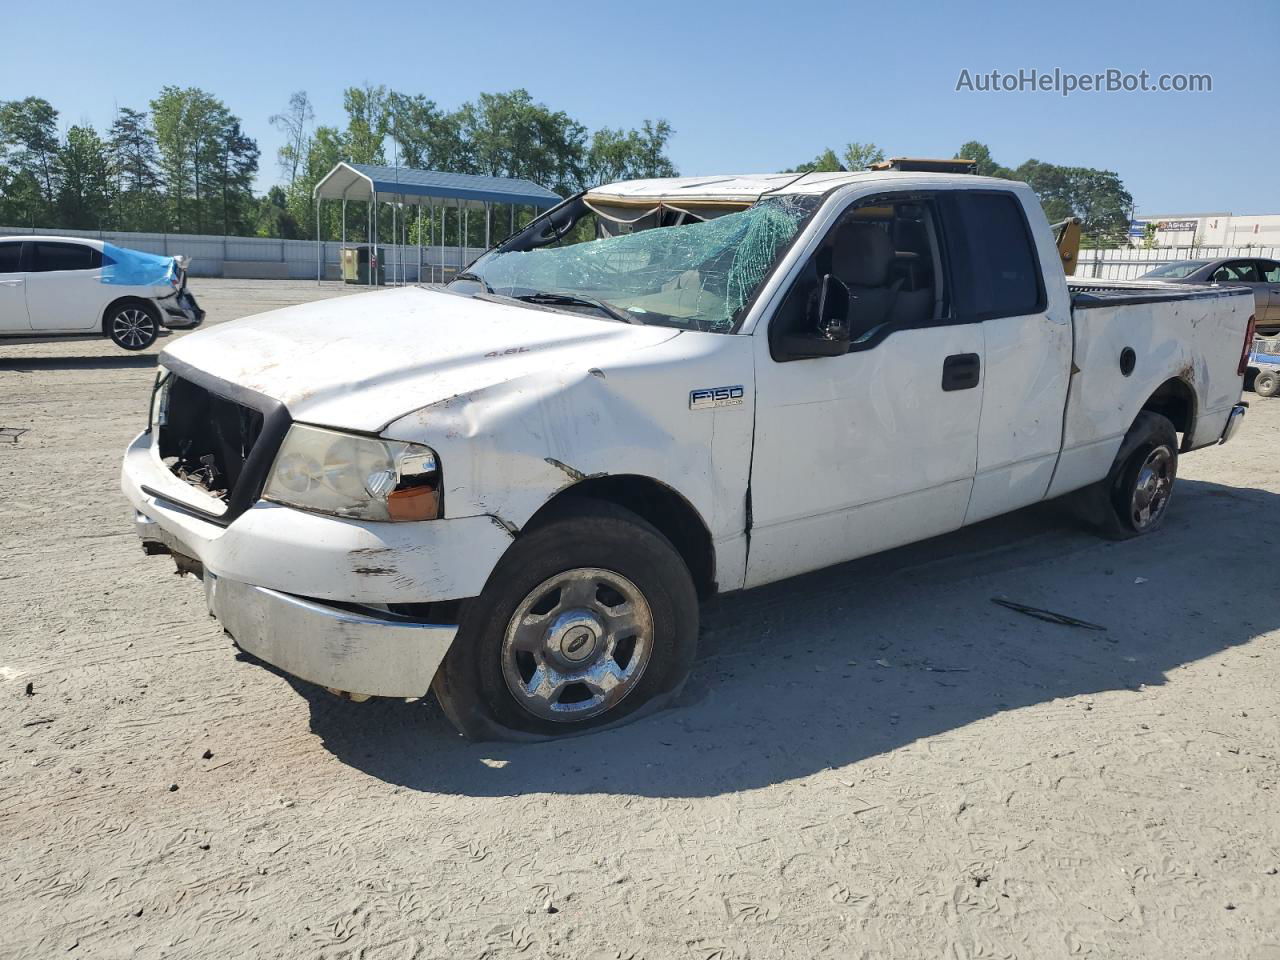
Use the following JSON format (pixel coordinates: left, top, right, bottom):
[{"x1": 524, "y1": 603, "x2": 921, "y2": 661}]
[{"x1": 313, "y1": 162, "x2": 563, "y2": 208}]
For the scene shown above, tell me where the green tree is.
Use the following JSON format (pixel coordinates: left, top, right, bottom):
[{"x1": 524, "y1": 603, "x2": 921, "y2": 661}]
[
  {"x1": 286, "y1": 124, "x2": 344, "y2": 240},
  {"x1": 108, "y1": 107, "x2": 163, "y2": 230},
  {"x1": 586, "y1": 119, "x2": 677, "y2": 185},
  {"x1": 0, "y1": 97, "x2": 61, "y2": 224},
  {"x1": 841, "y1": 141, "x2": 885, "y2": 171},
  {"x1": 786, "y1": 147, "x2": 844, "y2": 173},
  {"x1": 1013, "y1": 159, "x2": 1133, "y2": 245},
  {"x1": 255, "y1": 185, "x2": 300, "y2": 238},
  {"x1": 456, "y1": 89, "x2": 587, "y2": 195},
  {"x1": 152, "y1": 86, "x2": 257, "y2": 233},
  {"x1": 56, "y1": 125, "x2": 114, "y2": 229},
  {"x1": 209, "y1": 116, "x2": 259, "y2": 235},
  {"x1": 954, "y1": 140, "x2": 1014, "y2": 178},
  {"x1": 342, "y1": 84, "x2": 390, "y2": 165}
]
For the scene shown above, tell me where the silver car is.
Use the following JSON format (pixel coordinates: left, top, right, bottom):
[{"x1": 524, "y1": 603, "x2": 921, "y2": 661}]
[{"x1": 1142, "y1": 257, "x2": 1280, "y2": 333}]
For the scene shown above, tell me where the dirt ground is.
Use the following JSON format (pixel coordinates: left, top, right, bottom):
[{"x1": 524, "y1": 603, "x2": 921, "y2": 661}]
[{"x1": 2, "y1": 279, "x2": 1278, "y2": 959}]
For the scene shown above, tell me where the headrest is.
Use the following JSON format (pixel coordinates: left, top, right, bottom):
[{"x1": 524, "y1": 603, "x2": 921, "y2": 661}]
[{"x1": 831, "y1": 222, "x2": 894, "y2": 287}]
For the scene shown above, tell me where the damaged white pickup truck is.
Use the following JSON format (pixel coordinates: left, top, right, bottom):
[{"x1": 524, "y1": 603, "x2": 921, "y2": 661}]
[{"x1": 123, "y1": 170, "x2": 1255, "y2": 738}]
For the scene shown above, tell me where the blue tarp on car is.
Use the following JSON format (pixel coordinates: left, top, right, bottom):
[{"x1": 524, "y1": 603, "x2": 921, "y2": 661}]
[{"x1": 101, "y1": 243, "x2": 178, "y2": 287}]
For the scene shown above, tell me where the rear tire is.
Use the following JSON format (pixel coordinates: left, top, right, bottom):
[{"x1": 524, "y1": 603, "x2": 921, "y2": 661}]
[
  {"x1": 1078, "y1": 411, "x2": 1178, "y2": 541},
  {"x1": 433, "y1": 500, "x2": 699, "y2": 739},
  {"x1": 106, "y1": 301, "x2": 159, "y2": 351},
  {"x1": 1254, "y1": 370, "x2": 1279, "y2": 398}
]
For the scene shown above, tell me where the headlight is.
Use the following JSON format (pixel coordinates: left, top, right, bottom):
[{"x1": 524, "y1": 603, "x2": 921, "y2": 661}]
[{"x1": 263, "y1": 424, "x2": 441, "y2": 522}]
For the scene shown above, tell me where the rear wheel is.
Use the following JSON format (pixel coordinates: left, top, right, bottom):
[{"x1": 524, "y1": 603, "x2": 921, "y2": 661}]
[
  {"x1": 107, "y1": 302, "x2": 159, "y2": 351},
  {"x1": 433, "y1": 500, "x2": 698, "y2": 739},
  {"x1": 1079, "y1": 411, "x2": 1178, "y2": 540},
  {"x1": 1254, "y1": 370, "x2": 1279, "y2": 398}
]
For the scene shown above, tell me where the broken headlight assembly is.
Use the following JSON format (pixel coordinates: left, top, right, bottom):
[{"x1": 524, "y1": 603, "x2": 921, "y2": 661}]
[{"x1": 263, "y1": 424, "x2": 441, "y2": 522}]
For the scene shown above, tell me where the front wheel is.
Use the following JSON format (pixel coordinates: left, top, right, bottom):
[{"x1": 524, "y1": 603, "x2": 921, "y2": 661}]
[
  {"x1": 433, "y1": 500, "x2": 699, "y2": 739},
  {"x1": 1079, "y1": 411, "x2": 1178, "y2": 540},
  {"x1": 107, "y1": 302, "x2": 159, "y2": 351}
]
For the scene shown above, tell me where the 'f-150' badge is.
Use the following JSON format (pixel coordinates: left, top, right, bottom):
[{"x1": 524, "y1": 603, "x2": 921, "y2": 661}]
[{"x1": 689, "y1": 385, "x2": 744, "y2": 410}]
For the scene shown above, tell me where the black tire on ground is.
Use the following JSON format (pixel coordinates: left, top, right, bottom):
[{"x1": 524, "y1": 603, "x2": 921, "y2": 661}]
[
  {"x1": 1254, "y1": 370, "x2": 1279, "y2": 398},
  {"x1": 1077, "y1": 411, "x2": 1179, "y2": 541},
  {"x1": 106, "y1": 300, "x2": 160, "y2": 351},
  {"x1": 433, "y1": 499, "x2": 699, "y2": 739}
]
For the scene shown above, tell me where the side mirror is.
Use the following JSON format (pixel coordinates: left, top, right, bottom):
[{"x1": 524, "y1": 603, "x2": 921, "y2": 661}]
[{"x1": 778, "y1": 274, "x2": 850, "y2": 359}]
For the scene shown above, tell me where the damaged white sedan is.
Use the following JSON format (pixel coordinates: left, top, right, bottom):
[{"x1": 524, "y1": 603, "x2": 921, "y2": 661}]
[
  {"x1": 0, "y1": 236, "x2": 203, "y2": 350},
  {"x1": 123, "y1": 167, "x2": 1254, "y2": 738}
]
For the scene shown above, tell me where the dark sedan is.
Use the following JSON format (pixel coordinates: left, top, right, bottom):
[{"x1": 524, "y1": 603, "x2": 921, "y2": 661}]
[{"x1": 1142, "y1": 257, "x2": 1280, "y2": 333}]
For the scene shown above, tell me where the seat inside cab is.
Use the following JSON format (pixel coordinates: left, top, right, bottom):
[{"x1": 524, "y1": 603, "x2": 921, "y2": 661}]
[{"x1": 827, "y1": 202, "x2": 939, "y2": 340}]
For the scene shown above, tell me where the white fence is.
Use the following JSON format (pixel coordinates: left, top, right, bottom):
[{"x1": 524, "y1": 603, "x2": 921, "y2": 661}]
[
  {"x1": 6, "y1": 224, "x2": 1277, "y2": 285},
  {"x1": 1076, "y1": 245, "x2": 1280, "y2": 281},
  {"x1": 0, "y1": 225, "x2": 486, "y2": 283}
]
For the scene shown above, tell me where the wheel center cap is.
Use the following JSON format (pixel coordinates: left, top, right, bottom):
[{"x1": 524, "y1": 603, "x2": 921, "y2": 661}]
[{"x1": 549, "y1": 611, "x2": 603, "y2": 663}]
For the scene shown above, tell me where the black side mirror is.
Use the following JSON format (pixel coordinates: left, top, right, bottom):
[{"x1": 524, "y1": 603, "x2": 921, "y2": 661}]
[{"x1": 779, "y1": 274, "x2": 850, "y2": 359}]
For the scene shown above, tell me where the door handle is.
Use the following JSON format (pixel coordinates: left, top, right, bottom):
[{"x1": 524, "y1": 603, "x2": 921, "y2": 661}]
[
  {"x1": 0, "y1": 279, "x2": 22, "y2": 286},
  {"x1": 942, "y1": 353, "x2": 981, "y2": 391}
]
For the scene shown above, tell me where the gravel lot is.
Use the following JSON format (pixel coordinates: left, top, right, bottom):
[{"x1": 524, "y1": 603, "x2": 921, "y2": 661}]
[{"x1": 2, "y1": 279, "x2": 1278, "y2": 959}]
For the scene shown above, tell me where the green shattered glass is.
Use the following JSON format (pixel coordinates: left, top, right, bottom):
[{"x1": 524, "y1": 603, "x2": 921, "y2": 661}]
[{"x1": 468, "y1": 197, "x2": 814, "y2": 331}]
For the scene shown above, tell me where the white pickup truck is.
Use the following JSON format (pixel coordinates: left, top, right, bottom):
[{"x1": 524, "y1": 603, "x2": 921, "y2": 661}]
[{"x1": 123, "y1": 170, "x2": 1254, "y2": 739}]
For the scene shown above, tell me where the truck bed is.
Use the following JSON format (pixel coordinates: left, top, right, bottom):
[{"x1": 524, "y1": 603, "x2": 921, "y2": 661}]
[{"x1": 1067, "y1": 277, "x2": 1251, "y2": 309}]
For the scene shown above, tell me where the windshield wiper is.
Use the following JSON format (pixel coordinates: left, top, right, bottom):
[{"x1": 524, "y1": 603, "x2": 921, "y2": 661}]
[
  {"x1": 453, "y1": 271, "x2": 493, "y2": 293},
  {"x1": 515, "y1": 292, "x2": 639, "y2": 325}
]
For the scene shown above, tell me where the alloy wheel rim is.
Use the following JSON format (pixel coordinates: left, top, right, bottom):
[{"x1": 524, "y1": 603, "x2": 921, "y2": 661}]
[
  {"x1": 113, "y1": 309, "x2": 154, "y2": 347},
  {"x1": 1131, "y1": 445, "x2": 1174, "y2": 530},
  {"x1": 501, "y1": 567, "x2": 654, "y2": 722}
]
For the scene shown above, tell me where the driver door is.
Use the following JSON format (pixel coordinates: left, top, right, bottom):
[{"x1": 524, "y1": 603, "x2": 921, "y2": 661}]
[{"x1": 745, "y1": 191, "x2": 984, "y2": 587}]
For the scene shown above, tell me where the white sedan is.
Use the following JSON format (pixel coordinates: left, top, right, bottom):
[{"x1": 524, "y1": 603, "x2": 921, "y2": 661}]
[{"x1": 0, "y1": 236, "x2": 204, "y2": 351}]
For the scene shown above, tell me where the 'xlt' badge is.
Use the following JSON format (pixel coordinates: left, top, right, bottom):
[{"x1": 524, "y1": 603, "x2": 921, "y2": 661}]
[{"x1": 689, "y1": 386, "x2": 745, "y2": 410}]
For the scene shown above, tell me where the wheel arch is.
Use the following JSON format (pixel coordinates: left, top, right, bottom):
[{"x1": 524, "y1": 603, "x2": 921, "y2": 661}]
[
  {"x1": 522, "y1": 474, "x2": 717, "y2": 599},
  {"x1": 101, "y1": 295, "x2": 159, "y2": 335},
  {"x1": 1140, "y1": 376, "x2": 1197, "y2": 451}
]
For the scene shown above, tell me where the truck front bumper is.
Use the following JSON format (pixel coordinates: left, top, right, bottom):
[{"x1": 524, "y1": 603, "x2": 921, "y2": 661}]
[
  {"x1": 204, "y1": 572, "x2": 456, "y2": 699},
  {"x1": 124, "y1": 429, "x2": 514, "y2": 698}
]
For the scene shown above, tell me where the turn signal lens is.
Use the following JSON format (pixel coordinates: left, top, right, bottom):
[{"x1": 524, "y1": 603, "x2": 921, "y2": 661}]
[{"x1": 387, "y1": 484, "x2": 440, "y2": 521}]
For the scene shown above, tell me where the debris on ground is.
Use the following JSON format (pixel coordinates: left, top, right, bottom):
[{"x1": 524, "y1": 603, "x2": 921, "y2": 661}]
[
  {"x1": 0, "y1": 427, "x2": 30, "y2": 443},
  {"x1": 991, "y1": 598, "x2": 1107, "y2": 631}
]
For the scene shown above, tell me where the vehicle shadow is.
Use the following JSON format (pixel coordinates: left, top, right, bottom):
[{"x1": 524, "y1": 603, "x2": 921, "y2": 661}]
[
  {"x1": 0, "y1": 354, "x2": 159, "y2": 371},
  {"x1": 296, "y1": 477, "x2": 1277, "y2": 798}
]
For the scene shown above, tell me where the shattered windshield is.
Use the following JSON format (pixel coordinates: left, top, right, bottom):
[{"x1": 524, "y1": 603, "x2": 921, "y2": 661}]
[{"x1": 451, "y1": 194, "x2": 820, "y2": 332}]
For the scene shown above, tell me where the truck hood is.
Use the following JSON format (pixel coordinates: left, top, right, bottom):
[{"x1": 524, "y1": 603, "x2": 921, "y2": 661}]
[{"x1": 161, "y1": 286, "x2": 682, "y2": 432}]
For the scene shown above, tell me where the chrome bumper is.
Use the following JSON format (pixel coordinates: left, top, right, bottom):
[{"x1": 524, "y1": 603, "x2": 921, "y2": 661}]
[
  {"x1": 203, "y1": 572, "x2": 457, "y2": 699},
  {"x1": 1219, "y1": 402, "x2": 1247, "y2": 444}
]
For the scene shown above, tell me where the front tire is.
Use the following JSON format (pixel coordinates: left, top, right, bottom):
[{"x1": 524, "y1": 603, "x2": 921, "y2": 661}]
[
  {"x1": 433, "y1": 500, "x2": 699, "y2": 739},
  {"x1": 1079, "y1": 411, "x2": 1178, "y2": 540},
  {"x1": 107, "y1": 302, "x2": 159, "y2": 351}
]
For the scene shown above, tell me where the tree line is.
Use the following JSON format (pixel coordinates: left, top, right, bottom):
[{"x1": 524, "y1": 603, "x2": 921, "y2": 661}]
[
  {"x1": 0, "y1": 86, "x2": 678, "y2": 244},
  {"x1": 786, "y1": 140, "x2": 1135, "y2": 246},
  {"x1": 2, "y1": 85, "x2": 1135, "y2": 249}
]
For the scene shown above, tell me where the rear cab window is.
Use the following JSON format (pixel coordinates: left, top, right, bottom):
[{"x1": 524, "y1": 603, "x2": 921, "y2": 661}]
[
  {"x1": 31, "y1": 241, "x2": 101, "y2": 272},
  {"x1": 941, "y1": 191, "x2": 1046, "y2": 320}
]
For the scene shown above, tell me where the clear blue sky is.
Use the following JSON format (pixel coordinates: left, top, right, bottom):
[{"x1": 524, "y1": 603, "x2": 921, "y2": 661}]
[{"x1": 3, "y1": 0, "x2": 1275, "y2": 214}]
